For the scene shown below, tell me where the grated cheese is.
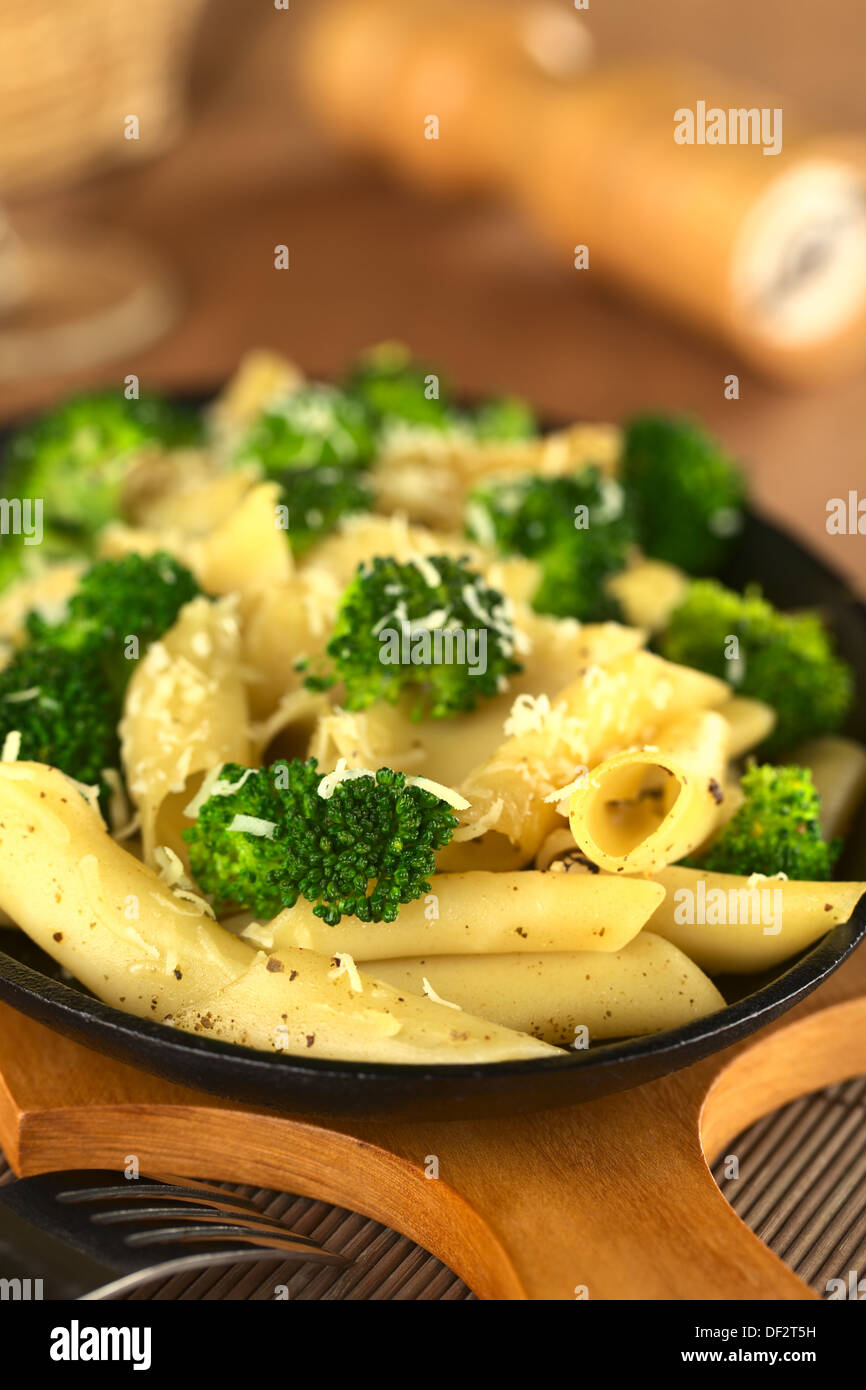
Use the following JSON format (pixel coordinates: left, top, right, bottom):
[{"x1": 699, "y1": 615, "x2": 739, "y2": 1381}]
[
  {"x1": 3, "y1": 687, "x2": 40, "y2": 703},
  {"x1": 329, "y1": 952, "x2": 364, "y2": 993},
  {"x1": 422, "y1": 977, "x2": 462, "y2": 1011},
  {"x1": 407, "y1": 776, "x2": 470, "y2": 811},
  {"x1": 410, "y1": 554, "x2": 442, "y2": 587},
  {"x1": 1, "y1": 730, "x2": 21, "y2": 763},
  {"x1": 228, "y1": 814, "x2": 277, "y2": 838}
]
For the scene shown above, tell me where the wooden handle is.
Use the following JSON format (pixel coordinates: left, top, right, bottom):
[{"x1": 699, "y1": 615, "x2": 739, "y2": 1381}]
[{"x1": 3, "y1": 948, "x2": 866, "y2": 1299}]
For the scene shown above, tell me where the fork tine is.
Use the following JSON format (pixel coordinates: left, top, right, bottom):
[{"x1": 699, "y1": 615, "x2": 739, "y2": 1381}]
[
  {"x1": 123, "y1": 1223, "x2": 348, "y2": 1261},
  {"x1": 89, "y1": 1205, "x2": 323, "y2": 1243},
  {"x1": 56, "y1": 1181, "x2": 263, "y2": 1216}
]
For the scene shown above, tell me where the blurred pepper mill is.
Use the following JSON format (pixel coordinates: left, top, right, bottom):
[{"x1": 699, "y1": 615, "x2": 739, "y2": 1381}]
[{"x1": 299, "y1": 0, "x2": 866, "y2": 385}]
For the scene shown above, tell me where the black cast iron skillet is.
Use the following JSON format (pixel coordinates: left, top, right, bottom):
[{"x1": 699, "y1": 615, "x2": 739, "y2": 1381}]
[{"x1": 0, "y1": 408, "x2": 864, "y2": 1119}]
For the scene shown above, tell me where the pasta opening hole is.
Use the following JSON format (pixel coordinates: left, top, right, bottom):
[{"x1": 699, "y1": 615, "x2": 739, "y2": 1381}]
[{"x1": 585, "y1": 763, "x2": 680, "y2": 859}]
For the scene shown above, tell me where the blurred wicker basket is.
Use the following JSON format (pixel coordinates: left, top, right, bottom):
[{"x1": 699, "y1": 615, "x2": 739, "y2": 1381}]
[{"x1": 0, "y1": 0, "x2": 209, "y2": 196}]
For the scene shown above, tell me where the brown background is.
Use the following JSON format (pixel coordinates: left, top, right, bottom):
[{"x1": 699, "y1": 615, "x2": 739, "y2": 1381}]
[{"x1": 1, "y1": 0, "x2": 865, "y2": 596}]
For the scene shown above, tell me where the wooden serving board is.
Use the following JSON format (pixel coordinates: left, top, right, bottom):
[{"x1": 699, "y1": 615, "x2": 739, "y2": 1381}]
[{"x1": 2, "y1": 941, "x2": 866, "y2": 1301}]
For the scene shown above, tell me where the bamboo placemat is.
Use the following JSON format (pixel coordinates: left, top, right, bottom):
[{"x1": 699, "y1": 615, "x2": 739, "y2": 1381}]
[{"x1": 2, "y1": 1076, "x2": 864, "y2": 1299}]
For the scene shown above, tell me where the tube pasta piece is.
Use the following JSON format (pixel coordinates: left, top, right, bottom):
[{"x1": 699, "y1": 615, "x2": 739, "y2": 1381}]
[
  {"x1": 121, "y1": 596, "x2": 252, "y2": 865},
  {"x1": 252, "y1": 687, "x2": 333, "y2": 763},
  {"x1": 457, "y1": 651, "x2": 731, "y2": 856},
  {"x1": 606, "y1": 557, "x2": 688, "y2": 633},
  {"x1": 171, "y1": 946, "x2": 559, "y2": 1062},
  {"x1": 0, "y1": 762, "x2": 252, "y2": 1016},
  {"x1": 242, "y1": 569, "x2": 342, "y2": 718},
  {"x1": 127, "y1": 461, "x2": 259, "y2": 536},
  {"x1": 722, "y1": 697, "x2": 777, "y2": 759},
  {"x1": 647, "y1": 865, "x2": 866, "y2": 973},
  {"x1": 0, "y1": 763, "x2": 553, "y2": 1064},
  {"x1": 190, "y1": 481, "x2": 293, "y2": 599},
  {"x1": 207, "y1": 349, "x2": 305, "y2": 439},
  {"x1": 534, "y1": 825, "x2": 585, "y2": 873},
  {"x1": 567, "y1": 710, "x2": 730, "y2": 875},
  {"x1": 790, "y1": 736, "x2": 866, "y2": 839},
  {"x1": 483, "y1": 556, "x2": 542, "y2": 607},
  {"x1": 256, "y1": 870, "x2": 665, "y2": 960},
  {"x1": 366, "y1": 932, "x2": 726, "y2": 1046}
]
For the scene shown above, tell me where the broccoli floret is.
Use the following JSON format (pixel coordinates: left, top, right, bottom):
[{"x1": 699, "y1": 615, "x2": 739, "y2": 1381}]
[
  {"x1": 471, "y1": 396, "x2": 538, "y2": 442},
  {"x1": 622, "y1": 415, "x2": 746, "y2": 573},
  {"x1": 235, "y1": 385, "x2": 376, "y2": 474},
  {"x1": 0, "y1": 553, "x2": 202, "y2": 792},
  {"x1": 660, "y1": 580, "x2": 853, "y2": 754},
  {"x1": 183, "y1": 758, "x2": 458, "y2": 924},
  {"x1": 688, "y1": 763, "x2": 841, "y2": 879},
  {"x1": 465, "y1": 467, "x2": 634, "y2": 620},
  {"x1": 4, "y1": 390, "x2": 201, "y2": 543},
  {"x1": 276, "y1": 463, "x2": 373, "y2": 557},
  {"x1": 27, "y1": 552, "x2": 200, "y2": 689},
  {"x1": 346, "y1": 342, "x2": 536, "y2": 441},
  {"x1": 0, "y1": 643, "x2": 120, "y2": 786},
  {"x1": 345, "y1": 342, "x2": 457, "y2": 431},
  {"x1": 324, "y1": 554, "x2": 522, "y2": 718}
]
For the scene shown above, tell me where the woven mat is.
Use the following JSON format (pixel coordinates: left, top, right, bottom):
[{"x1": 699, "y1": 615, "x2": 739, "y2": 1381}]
[{"x1": 2, "y1": 1075, "x2": 865, "y2": 1299}]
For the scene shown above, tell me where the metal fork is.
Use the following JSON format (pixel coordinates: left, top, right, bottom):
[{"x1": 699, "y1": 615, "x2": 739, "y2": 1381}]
[{"x1": 0, "y1": 1169, "x2": 349, "y2": 1300}]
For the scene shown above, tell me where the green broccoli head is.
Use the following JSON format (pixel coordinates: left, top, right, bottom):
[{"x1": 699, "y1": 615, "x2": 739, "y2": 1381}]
[
  {"x1": 689, "y1": 763, "x2": 841, "y2": 880},
  {"x1": 1, "y1": 551, "x2": 203, "y2": 793},
  {"x1": 471, "y1": 396, "x2": 538, "y2": 442},
  {"x1": 622, "y1": 415, "x2": 746, "y2": 573},
  {"x1": 4, "y1": 390, "x2": 201, "y2": 543},
  {"x1": 183, "y1": 758, "x2": 459, "y2": 924},
  {"x1": 345, "y1": 342, "x2": 536, "y2": 441},
  {"x1": 277, "y1": 463, "x2": 373, "y2": 557},
  {"x1": 324, "y1": 554, "x2": 523, "y2": 718},
  {"x1": 27, "y1": 552, "x2": 201, "y2": 670},
  {"x1": 345, "y1": 342, "x2": 457, "y2": 431},
  {"x1": 465, "y1": 466, "x2": 634, "y2": 620},
  {"x1": 0, "y1": 643, "x2": 120, "y2": 787},
  {"x1": 660, "y1": 580, "x2": 853, "y2": 754},
  {"x1": 235, "y1": 385, "x2": 376, "y2": 474}
]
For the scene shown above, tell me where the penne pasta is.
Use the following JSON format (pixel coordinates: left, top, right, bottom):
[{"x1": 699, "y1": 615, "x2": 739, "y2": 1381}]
[
  {"x1": 171, "y1": 946, "x2": 559, "y2": 1063},
  {"x1": 567, "y1": 710, "x2": 730, "y2": 874},
  {"x1": 365, "y1": 932, "x2": 726, "y2": 1045},
  {"x1": 790, "y1": 736, "x2": 866, "y2": 840},
  {"x1": 254, "y1": 870, "x2": 665, "y2": 960},
  {"x1": 647, "y1": 865, "x2": 866, "y2": 973},
  {"x1": 207, "y1": 348, "x2": 305, "y2": 439},
  {"x1": 606, "y1": 556, "x2": 689, "y2": 633},
  {"x1": 455, "y1": 651, "x2": 731, "y2": 857},
  {"x1": 3, "y1": 359, "x2": 860, "y2": 1067},
  {"x1": 121, "y1": 595, "x2": 252, "y2": 865},
  {"x1": 0, "y1": 762, "x2": 555, "y2": 1064},
  {"x1": 721, "y1": 696, "x2": 777, "y2": 759},
  {"x1": 190, "y1": 481, "x2": 293, "y2": 600},
  {"x1": 242, "y1": 568, "x2": 342, "y2": 718}
]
